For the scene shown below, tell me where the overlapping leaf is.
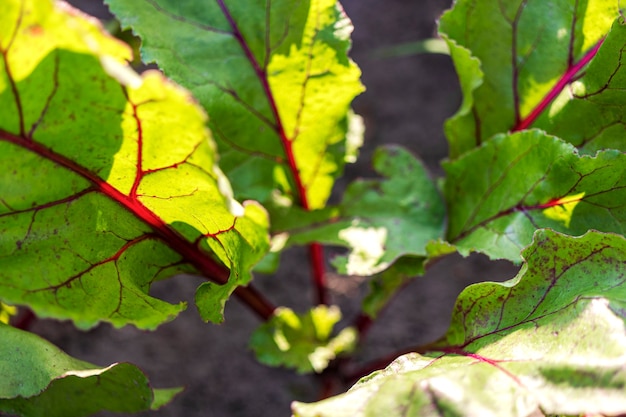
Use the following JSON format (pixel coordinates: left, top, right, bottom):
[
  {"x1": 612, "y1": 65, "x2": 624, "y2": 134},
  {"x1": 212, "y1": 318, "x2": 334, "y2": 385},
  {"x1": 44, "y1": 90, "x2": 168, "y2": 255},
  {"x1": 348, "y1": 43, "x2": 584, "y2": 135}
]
[
  {"x1": 269, "y1": 146, "x2": 445, "y2": 276},
  {"x1": 0, "y1": 324, "x2": 180, "y2": 417},
  {"x1": 105, "y1": 0, "x2": 364, "y2": 210},
  {"x1": 0, "y1": 0, "x2": 269, "y2": 329},
  {"x1": 444, "y1": 130, "x2": 626, "y2": 261},
  {"x1": 439, "y1": 0, "x2": 624, "y2": 158},
  {"x1": 293, "y1": 230, "x2": 626, "y2": 417}
]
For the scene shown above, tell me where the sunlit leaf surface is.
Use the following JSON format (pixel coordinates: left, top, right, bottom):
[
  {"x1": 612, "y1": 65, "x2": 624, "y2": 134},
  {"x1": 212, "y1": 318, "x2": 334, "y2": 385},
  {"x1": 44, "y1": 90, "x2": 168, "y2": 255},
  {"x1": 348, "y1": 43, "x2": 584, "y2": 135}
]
[
  {"x1": 294, "y1": 230, "x2": 626, "y2": 417},
  {"x1": 105, "y1": 0, "x2": 364, "y2": 210},
  {"x1": 0, "y1": 0, "x2": 269, "y2": 329},
  {"x1": 250, "y1": 305, "x2": 357, "y2": 374},
  {"x1": 270, "y1": 146, "x2": 445, "y2": 275},
  {"x1": 440, "y1": 0, "x2": 624, "y2": 158},
  {"x1": 445, "y1": 130, "x2": 626, "y2": 261}
]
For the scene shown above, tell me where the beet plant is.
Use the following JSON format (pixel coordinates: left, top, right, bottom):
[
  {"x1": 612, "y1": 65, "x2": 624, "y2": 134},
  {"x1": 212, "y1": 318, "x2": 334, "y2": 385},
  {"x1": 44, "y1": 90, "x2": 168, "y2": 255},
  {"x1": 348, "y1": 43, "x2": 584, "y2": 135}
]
[{"x1": 2, "y1": 0, "x2": 626, "y2": 416}]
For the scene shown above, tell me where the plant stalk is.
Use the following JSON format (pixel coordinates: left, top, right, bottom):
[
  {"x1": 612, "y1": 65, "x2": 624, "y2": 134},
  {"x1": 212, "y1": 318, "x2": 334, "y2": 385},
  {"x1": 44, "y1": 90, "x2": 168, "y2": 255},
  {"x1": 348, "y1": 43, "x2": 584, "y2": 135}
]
[
  {"x1": 0, "y1": 128, "x2": 277, "y2": 324},
  {"x1": 217, "y1": 0, "x2": 329, "y2": 306},
  {"x1": 512, "y1": 38, "x2": 604, "y2": 132}
]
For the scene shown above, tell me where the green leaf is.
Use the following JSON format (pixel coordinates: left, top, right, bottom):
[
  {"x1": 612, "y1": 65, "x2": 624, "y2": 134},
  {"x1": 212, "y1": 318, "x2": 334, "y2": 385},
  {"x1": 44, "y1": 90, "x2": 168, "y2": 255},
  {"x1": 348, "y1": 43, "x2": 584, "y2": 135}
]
[
  {"x1": 151, "y1": 387, "x2": 185, "y2": 411},
  {"x1": 271, "y1": 146, "x2": 446, "y2": 276},
  {"x1": 0, "y1": 0, "x2": 269, "y2": 328},
  {"x1": 0, "y1": 324, "x2": 178, "y2": 417},
  {"x1": 439, "y1": 0, "x2": 623, "y2": 158},
  {"x1": 534, "y1": 19, "x2": 626, "y2": 155},
  {"x1": 105, "y1": 0, "x2": 364, "y2": 209},
  {"x1": 293, "y1": 230, "x2": 626, "y2": 416},
  {"x1": 445, "y1": 130, "x2": 626, "y2": 261},
  {"x1": 438, "y1": 35, "x2": 483, "y2": 160},
  {"x1": 250, "y1": 305, "x2": 357, "y2": 374}
]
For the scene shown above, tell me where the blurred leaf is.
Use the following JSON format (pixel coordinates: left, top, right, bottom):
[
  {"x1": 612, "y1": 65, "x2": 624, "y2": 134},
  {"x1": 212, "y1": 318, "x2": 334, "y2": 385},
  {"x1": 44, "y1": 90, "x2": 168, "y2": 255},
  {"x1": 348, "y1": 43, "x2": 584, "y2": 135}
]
[
  {"x1": 250, "y1": 305, "x2": 357, "y2": 374},
  {"x1": 293, "y1": 230, "x2": 626, "y2": 416},
  {"x1": 102, "y1": 18, "x2": 143, "y2": 69},
  {"x1": 0, "y1": 324, "x2": 179, "y2": 417},
  {"x1": 151, "y1": 387, "x2": 184, "y2": 411},
  {"x1": 0, "y1": 303, "x2": 16, "y2": 325}
]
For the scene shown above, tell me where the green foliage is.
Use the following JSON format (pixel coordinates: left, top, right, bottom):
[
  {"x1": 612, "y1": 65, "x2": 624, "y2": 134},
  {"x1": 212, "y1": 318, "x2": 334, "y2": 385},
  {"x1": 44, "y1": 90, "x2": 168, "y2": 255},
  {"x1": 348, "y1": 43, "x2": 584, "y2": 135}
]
[
  {"x1": 270, "y1": 145, "x2": 445, "y2": 275},
  {"x1": 444, "y1": 130, "x2": 626, "y2": 260},
  {"x1": 2, "y1": 0, "x2": 626, "y2": 415},
  {"x1": 250, "y1": 305, "x2": 357, "y2": 373},
  {"x1": 0, "y1": 302, "x2": 16, "y2": 324},
  {"x1": 293, "y1": 230, "x2": 626, "y2": 417},
  {"x1": 370, "y1": 38, "x2": 450, "y2": 59},
  {"x1": 439, "y1": 0, "x2": 620, "y2": 157},
  {"x1": 0, "y1": 0, "x2": 268, "y2": 330},
  {"x1": 0, "y1": 324, "x2": 179, "y2": 416},
  {"x1": 104, "y1": 0, "x2": 364, "y2": 210}
]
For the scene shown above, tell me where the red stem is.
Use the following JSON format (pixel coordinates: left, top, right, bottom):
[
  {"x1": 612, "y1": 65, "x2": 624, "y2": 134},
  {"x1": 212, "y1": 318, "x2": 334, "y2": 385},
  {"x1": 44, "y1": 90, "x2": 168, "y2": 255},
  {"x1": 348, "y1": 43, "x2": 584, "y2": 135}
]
[
  {"x1": 512, "y1": 38, "x2": 604, "y2": 132},
  {"x1": 0, "y1": 129, "x2": 276, "y2": 322},
  {"x1": 354, "y1": 313, "x2": 373, "y2": 336},
  {"x1": 217, "y1": 0, "x2": 328, "y2": 305},
  {"x1": 309, "y1": 242, "x2": 328, "y2": 305}
]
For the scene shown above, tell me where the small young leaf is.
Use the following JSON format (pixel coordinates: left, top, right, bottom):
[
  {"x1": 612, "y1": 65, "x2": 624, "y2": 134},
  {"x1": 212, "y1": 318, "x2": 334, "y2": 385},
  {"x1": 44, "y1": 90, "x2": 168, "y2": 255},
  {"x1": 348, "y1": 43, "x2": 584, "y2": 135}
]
[
  {"x1": 271, "y1": 146, "x2": 446, "y2": 276},
  {"x1": 150, "y1": 387, "x2": 185, "y2": 411},
  {"x1": 105, "y1": 0, "x2": 364, "y2": 209},
  {"x1": 0, "y1": 0, "x2": 269, "y2": 329},
  {"x1": 439, "y1": 0, "x2": 622, "y2": 157},
  {"x1": 445, "y1": 130, "x2": 626, "y2": 261},
  {"x1": 250, "y1": 305, "x2": 357, "y2": 374},
  {"x1": 293, "y1": 230, "x2": 626, "y2": 416},
  {"x1": 0, "y1": 324, "x2": 178, "y2": 417},
  {"x1": 0, "y1": 303, "x2": 16, "y2": 324}
]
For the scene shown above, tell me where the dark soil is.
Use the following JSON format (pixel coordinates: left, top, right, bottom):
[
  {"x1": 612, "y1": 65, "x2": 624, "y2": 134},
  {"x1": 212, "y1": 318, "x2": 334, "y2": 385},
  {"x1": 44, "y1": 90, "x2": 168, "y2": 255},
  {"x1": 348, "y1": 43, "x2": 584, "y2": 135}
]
[{"x1": 29, "y1": 1, "x2": 520, "y2": 416}]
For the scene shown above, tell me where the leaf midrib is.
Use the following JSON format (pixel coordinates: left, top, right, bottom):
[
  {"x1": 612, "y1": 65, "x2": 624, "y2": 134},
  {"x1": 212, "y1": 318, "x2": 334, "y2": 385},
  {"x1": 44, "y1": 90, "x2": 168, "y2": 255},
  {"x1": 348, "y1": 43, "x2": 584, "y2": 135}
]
[
  {"x1": 216, "y1": 0, "x2": 312, "y2": 209},
  {"x1": 0, "y1": 129, "x2": 230, "y2": 284}
]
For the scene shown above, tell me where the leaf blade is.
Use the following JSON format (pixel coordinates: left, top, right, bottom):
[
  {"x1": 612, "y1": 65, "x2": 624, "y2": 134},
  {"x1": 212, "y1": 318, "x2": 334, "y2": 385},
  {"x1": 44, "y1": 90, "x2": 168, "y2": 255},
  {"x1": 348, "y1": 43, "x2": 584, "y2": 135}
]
[
  {"x1": 105, "y1": 0, "x2": 364, "y2": 209},
  {"x1": 439, "y1": 0, "x2": 624, "y2": 157},
  {"x1": 444, "y1": 130, "x2": 626, "y2": 261},
  {"x1": 293, "y1": 230, "x2": 626, "y2": 417},
  {"x1": 0, "y1": 0, "x2": 269, "y2": 329},
  {"x1": 0, "y1": 324, "x2": 179, "y2": 417},
  {"x1": 271, "y1": 146, "x2": 446, "y2": 276},
  {"x1": 250, "y1": 305, "x2": 357, "y2": 374}
]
